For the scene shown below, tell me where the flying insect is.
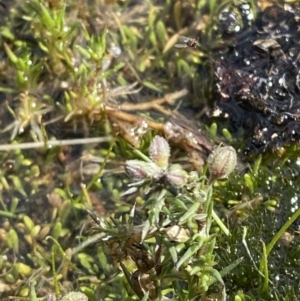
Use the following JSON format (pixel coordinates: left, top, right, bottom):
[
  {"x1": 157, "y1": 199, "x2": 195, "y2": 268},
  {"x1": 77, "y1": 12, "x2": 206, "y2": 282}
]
[{"x1": 175, "y1": 36, "x2": 198, "y2": 49}]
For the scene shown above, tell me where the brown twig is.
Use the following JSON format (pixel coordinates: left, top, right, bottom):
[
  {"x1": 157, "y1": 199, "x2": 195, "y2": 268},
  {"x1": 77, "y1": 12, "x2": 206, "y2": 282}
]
[
  {"x1": 117, "y1": 88, "x2": 188, "y2": 114},
  {"x1": 107, "y1": 109, "x2": 165, "y2": 131}
]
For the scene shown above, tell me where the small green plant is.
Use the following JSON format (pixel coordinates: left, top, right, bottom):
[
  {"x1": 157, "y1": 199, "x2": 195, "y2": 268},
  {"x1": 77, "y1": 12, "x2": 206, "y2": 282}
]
[
  {"x1": 0, "y1": 0, "x2": 128, "y2": 143},
  {"x1": 88, "y1": 135, "x2": 238, "y2": 300}
]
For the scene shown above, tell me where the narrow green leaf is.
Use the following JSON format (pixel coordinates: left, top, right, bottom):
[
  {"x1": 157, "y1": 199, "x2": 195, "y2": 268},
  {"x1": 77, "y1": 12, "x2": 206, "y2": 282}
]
[
  {"x1": 46, "y1": 236, "x2": 78, "y2": 271},
  {"x1": 4, "y1": 43, "x2": 18, "y2": 64},
  {"x1": 75, "y1": 45, "x2": 91, "y2": 59},
  {"x1": 208, "y1": 122, "x2": 217, "y2": 139},
  {"x1": 23, "y1": 216, "x2": 35, "y2": 232},
  {"x1": 244, "y1": 173, "x2": 254, "y2": 194},
  {"x1": 208, "y1": 268, "x2": 225, "y2": 287},
  {"x1": 9, "y1": 175, "x2": 27, "y2": 197},
  {"x1": 10, "y1": 197, "x2": 19, "y2": 213},
  {"x1": 65, "y1": 21, "x2": 80, "y2": 40},
  {"x1": 123, "y1": 26, "x2": 138, "y2": 51},
  {"x1": 79, "y1": 287, "x2": 97, "y2": 301},
  {"x1": 266, "y1": 207, "x2": 300, "y2": 256},
  {"x1": 168, "y1": 245, "x2": 178, "y2": 264},
  {"x1": 0, "y1": 87, "x2": 15, "y2": 93},
  {"x1": 30, "y1": 225, "x2": 41, "y2": 238},
  {"x1": 176, "y1": 241, "x2": 203, "y2": 269},
  {"x1": 100, "y1": 62, "x2": 126, "y2": 80},
  {"x1": 156, "y1": 21, "x2": 167, "y2": 44},
  {"x1": 100, "y1": 29, "x2": 107, "y2": 55},
  {"x1": 190, "y1": 266, "x2": 202, "y2": 275},
  {"x1": 8, "y1": 228, "x2": 19, "y2": 253},
  {"x1": 219, "y1": 257, "x2": 244, "y2": 278},
  {"x1": 38, "y1": 41, "x2": 49, "y2": 53},
  {"x1": 1, "y1": 28, "x2": 15, "y2": 40},
  {"x1": 52, "y1": 221, "x2": 62, "y2": 240},
  {"x1": 55, "y1": 4, "x2": 66, "y2": 31},
  {"x1": 39, "y1": 3, "x2": 55, "y2": 28},
  {"x1": 143, "y1": 81, "x2": 161, "y2": 92},
  {"x1": 178, "y1": 59, "x2": 192, "y2": 75},
  {"x1": 29, "y1": 284, "x2": 38, "y2": 301},
  {"x1": 142, "y1": 219, "x2": 151, "y2": 242},
  {"x1": 179, "y1": 202, "x2": 200, "y2": 224},
  {"x1": 212, "y1": 209, "x2": 230, "y2": 236},
  {"x1": 0, "y1": 210, "x2": 16, "y2": 218},
  {"x1": 260, "y1": 241, "x2": 269, "y2": 293},
  {"x1": 253, "y1": 155, "x2": 262, "y2": 176},
  {"x1": 168, "y1": 197, "x2": 188, "y2": 210},
  {"x1": 173, "y1": 1, "x2": 182, "y2": 30},
  {"x1": 120, "y1": 261, "x2": 133, "y2": 291},
  {"x1": 222, "y1": 128, "x2": 233, "y2": 142},
  {"x1": 16, "y1": 57, "x2": 26, "y2": 71},
  {"x1": 16, "y1": 71, "x2": 26, "y2": 86}
]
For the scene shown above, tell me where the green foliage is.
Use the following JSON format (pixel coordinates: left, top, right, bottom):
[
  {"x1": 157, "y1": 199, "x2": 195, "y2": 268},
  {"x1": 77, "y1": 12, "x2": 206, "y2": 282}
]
[
  {"x1": 87, "y1": 136, "x2": 237, "y2": 300},
  {"x1": 0, "y1": 0, "x2": 126, "y2": 142},
  {"x1": 0, "y1": 1, "x2": 300, "y2": 301}
]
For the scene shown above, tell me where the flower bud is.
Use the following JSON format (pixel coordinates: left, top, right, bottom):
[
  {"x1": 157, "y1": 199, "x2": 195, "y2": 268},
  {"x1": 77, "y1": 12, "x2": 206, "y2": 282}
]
[
  {"x1": 166, "y1": 164, "x2": 188, "y2": 187},
  {"x1": 207, "y1": 145, "x2": 237, "y2": 182},
  {"x1": 149, "y1": 135, "x2": 170, "y2": 169},
  {"x1": 125, "y1": 160, "x2": 164, "y2": 180},
  {"x1": 125, "y1": 160, "x2": 148, "y2": 179}
]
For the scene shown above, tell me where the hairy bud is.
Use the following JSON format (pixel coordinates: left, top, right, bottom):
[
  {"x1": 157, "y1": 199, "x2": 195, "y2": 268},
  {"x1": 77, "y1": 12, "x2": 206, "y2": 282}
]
[
  {"x1": 125, "y1": 160, "x2": 163, "y2": 180},
  {"x1": 149, "y1": 135, "x2": 170, "y2": 169},
  {"x1": 166, "y1": 164, "x2": 188, "y2": 187},
  {"x1": 207, "y1": 145, "x2": 237, "y2": 183}
]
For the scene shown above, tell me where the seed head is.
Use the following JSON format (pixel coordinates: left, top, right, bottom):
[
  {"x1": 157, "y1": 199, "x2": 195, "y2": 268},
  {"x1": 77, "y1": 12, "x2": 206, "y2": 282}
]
[
  {"x1": 125, "y1": 160, "x2": 164, "y2": 180},
  {"x1": 166, "y1": 164, "x2": 188, "y2": 187},
  {"x1": 149, "y1": 135, "x2": 170, "y2": 169},
  {"x1": 207, "y1": 145, "x2": 237, "y2": 183}
]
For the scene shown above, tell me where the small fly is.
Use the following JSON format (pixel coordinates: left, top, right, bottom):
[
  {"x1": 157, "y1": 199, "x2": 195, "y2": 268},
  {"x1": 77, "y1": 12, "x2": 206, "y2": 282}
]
[{"x1": 175, "y1": 36, "x2": 198, "y2": 49}]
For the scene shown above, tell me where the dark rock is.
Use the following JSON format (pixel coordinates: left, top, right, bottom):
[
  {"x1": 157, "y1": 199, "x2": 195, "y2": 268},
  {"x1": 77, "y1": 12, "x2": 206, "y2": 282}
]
[{"x1": 211, "y1": 2, "x2": 300, "y2": 155}]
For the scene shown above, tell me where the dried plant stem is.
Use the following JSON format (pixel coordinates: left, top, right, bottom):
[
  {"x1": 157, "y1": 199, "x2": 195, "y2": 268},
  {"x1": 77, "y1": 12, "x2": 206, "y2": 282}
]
[
  {"x1": 117, "y1": 88, "x2": 188, "y2": 113},
  {"x1": 0, "y1": 137, "x2": 112, "y2": 151},
  {"x1": 107, "y1": 109, "x2": 165, "y2": 131}
]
